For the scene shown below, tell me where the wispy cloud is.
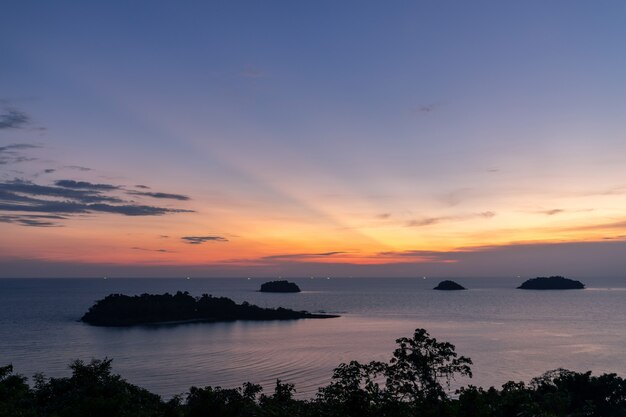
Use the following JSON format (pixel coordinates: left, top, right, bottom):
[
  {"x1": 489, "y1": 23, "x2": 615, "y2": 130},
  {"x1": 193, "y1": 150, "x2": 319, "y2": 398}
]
[
  {"x1": 0, "y1": 178, "x2": 193, "y2": 226},
  {"x1": 63, "y1": 165, "x2": 93, "y2": 172},
  {"x1": 0, "y1": 144, "x2": 39, "y2": 152},
  {"x1": 0, "y1": 108, "x2": 30, "y2": 129},
  {"x1": 406, "y1": 217, "x2": 441, "y2": 227},
  {"x1": 406, "y1": 211, "x2": 495, "y2": 227},
  {"x1": 540, "y1": 209, "x2": 565, "y2": 216},
  {"x1": 181, "y1": 236, "x2": 229, "y2": 244},
  {"x1": 52, "y1": 180, "x2": 190, "y2": 201},
  {"x1": 0, "y1": 144, "x2": 40, "y2": 165},
  {"x1": 0, "y1": 120, "x2": 194, "y2": 227},
  {"x1": 597, "y1": 186, "x2": 626, "y2": 196},
  {"x1": 55, "y1": 179, "x2": 120, "y2": 191},
  {"x1": 1, "y1": 179, "x2": 123, "y2": 203},
  {"x1": 412, "y1": 103, "x2": 439, "y2": 114},
  {"x1": 532, "y1": 208, "x2": 594, "y2": 216},
  {"x1": 127, "y1": 190, "x2": 190, "y2": 201},
  {"x1": 85, "y1": 203, "x2": 191, "y2": 216},
  {"x1": 438, "y1": 188, "x2": 473, "y2": 207},
  {"x1": 131, "y1": 247, "x2": 176, "y2": 253},
  {"x1": 602, "y1": 235, "x2": 626, "y2": 240},
  {"x1": 0, "y1": 199, "x2": 191, "y2": 216},
  {"x1": 375, "y1": 249, "x2": 462, "y2": 262},
  {"x1": 240, "y1": 65, "x2": 263, "y2": 78},
  {"x1": 262, "y1": 251, "x2": 349, "y2": 261},
  {"x1": 566, "y1": 219, "x2": 626, "y2": 233},
  {"x1": 0, "y1": 214, "x2": 67, "y2": 227}
]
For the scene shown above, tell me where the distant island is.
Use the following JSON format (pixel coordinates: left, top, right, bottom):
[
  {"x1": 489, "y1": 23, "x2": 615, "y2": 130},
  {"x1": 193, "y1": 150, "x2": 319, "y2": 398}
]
[
  {"x1": 433, "y1": 280, "x2": 466, "y2": 291},
  {"x1": 517, "y1": 276, "x2": 585, "y2": 290},
  {"x1": 81, "y1": 291, "x2": 337, "y2": 326},
  {"x1": 259, "y1": 280, "x2": 301, "y2": 293}
]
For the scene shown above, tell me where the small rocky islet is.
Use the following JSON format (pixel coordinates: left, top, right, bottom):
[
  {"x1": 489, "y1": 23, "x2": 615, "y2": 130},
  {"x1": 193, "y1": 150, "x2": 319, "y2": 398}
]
[
  {"x1": 81, "y1": 291, "x2": 337, "y2": 326},
  {"x1": 259, "y1": 280, "x2": 301, "y2": 293},
  {"x1": 517, "y1": 276, "x2": 585, "y2": 290},
  {"x1": 433, "y1": 280, "x2": 466, "y2": 290}
]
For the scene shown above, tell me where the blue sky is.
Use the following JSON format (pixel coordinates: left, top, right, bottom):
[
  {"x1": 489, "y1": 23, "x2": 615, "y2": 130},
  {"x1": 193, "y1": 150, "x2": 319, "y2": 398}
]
[{"x1": 2, "y1": 1, "x2": 626, "y2": 277}]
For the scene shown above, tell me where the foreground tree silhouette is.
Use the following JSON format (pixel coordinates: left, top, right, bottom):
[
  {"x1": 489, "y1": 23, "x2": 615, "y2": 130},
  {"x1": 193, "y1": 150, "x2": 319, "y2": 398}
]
[
  {"x1": 385, "y1": 328, "x2": 472, "y2": 403},
  {"x1": 317, "y1": 361, "x2": 390, "y2": 417},
  {"x1": 318, "y1": 328, "x2": 472, "y2": 416}
]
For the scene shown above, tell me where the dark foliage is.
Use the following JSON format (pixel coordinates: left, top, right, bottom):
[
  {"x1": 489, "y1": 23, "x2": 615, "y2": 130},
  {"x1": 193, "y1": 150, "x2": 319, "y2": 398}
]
[
  {"x1": 3, "y1": 328, "x2": 626, "y2": 416},
  {"x1": 81, "y1": 291, "x2": 337, "y2": 326},
  {"x1": 1, "y1": 359, "x2": 166, "y2": 417},
  {"x1": 0, "y1": 365, "x2": 36, "y2": 417}
]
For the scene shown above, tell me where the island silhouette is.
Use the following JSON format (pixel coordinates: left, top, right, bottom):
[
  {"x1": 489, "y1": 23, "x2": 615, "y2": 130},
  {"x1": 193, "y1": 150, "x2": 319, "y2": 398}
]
[
  {"x1": 517, "y1": 276, "x2": 585, "y2": 290},
  {"x1": 433, "y1": 280, "x2": 466, "y2": 290},
  {"x1": 81, "y1": 291, "x2": 337, "y2": 326},
  {"x1": 259, "y1": 280, "x2": 301, "y2": 293}
]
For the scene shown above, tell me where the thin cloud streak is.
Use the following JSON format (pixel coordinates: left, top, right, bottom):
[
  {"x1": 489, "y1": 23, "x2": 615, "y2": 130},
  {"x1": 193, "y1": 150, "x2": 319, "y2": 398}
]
[
  {"x1": 540, "y1": 209, "x2": 565, "y2": 216},
  {"x1": 63, "y1": 165, "x2": 92, "y2": 172},
  {"x1": 406, "y1": 211, "x2": 495, "y2": 227},
  {"x1": 181, "y1": 236, "x2": 229, "y2": 244},
  {"x1": 0, "y1": 214, "x2": 67, "y2": 227},
  {"x1": 55, "y1": 180, "x2": 120, "y2": 191},
  {"x1": 533, "y1": 208, "x2": 594, "y2": 216},
  {"x1": 0, "y1": 200, "x2": 191, "y2": 216},
  {"x1": 262, "y1": 251, "x2": 349, "y2": 261},
  {"x1": 127, "y1": 190, "x2": 190, "y2": 201},
  {"x1": 131, "y1": 247, "x2": 176, "y2": 253}
]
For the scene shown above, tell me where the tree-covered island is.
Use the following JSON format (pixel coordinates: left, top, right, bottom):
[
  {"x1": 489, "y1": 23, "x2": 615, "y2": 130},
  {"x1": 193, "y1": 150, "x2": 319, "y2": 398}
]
[
  {"x1": 518, "y1": 276, "x2": 585, "y2": 290},
  {"x1": 259, "y1": 280, "x2": 301, "y2": 293},
  {"x1": 81, "y1": 291, "x2": 337, "y2": 326}
]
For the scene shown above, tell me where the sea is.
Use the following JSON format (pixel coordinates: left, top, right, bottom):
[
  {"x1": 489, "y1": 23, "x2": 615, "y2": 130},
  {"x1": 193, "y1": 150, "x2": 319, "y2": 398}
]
[{"x1": 1, "y1": 277, "x2": 626, "y2": 399}]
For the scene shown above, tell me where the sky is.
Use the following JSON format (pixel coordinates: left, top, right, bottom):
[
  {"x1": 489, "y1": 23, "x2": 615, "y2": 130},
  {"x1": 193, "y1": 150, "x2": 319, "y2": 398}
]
[{"x1": 1, "y1": 1, "x2": 626, "y2": 278}]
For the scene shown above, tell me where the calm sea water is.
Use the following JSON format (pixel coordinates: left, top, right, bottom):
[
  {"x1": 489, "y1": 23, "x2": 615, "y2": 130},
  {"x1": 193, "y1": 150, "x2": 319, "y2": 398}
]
[{"x1": 1, "y1": 277, "x2": 626, "y2": 398}]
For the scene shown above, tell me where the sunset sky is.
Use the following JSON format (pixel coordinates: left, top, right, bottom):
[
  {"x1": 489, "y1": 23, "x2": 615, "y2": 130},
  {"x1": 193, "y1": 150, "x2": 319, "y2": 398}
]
[{"x1": 2, "y1": 1, "x2": 626, "y2": 278}]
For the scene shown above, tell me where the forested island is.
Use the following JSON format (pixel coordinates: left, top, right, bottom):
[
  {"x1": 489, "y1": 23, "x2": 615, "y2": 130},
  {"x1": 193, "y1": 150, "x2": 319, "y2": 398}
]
[
  {"x1": 3, "y1": 328, "x2": 626, "y2": 417},
  {"x1": 81, "y1": 291, "x2": 337, "y2": 326},
  {"x1": 518, "y1": 276, "x2": 585, "y2": 290},
  {"x1": 433, "y1": 280, "x2": 466, "y2": 290},
  {"x1": 259, "y1": 280, "x2": 301, "y2": 293}
]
